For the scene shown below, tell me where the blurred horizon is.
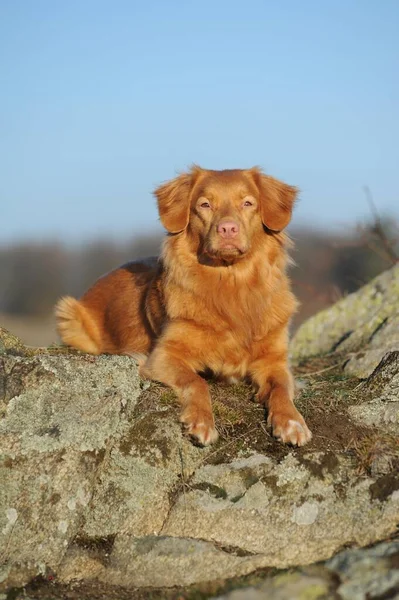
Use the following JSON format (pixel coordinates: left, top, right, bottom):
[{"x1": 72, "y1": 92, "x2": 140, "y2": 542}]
[{"x1": 1, "y1": 216, "x2": 398, "y2": 347}]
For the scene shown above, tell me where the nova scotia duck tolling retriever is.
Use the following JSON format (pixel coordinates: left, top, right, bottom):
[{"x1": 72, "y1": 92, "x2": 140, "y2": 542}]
[{"x1": 55, "y1": 166, "x2": 312, "y2": 447}]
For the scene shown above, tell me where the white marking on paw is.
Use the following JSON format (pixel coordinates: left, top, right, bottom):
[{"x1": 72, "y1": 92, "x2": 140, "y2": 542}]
[
  {"x1": 274, "y1": 419, "x2": 312, "y2": 446},
  {"x1": 287, "y1": 419, "x2": 305, "y2": 435},
  {"x1": 185, "y1": 422, "x2": 219, "y2": 446}
]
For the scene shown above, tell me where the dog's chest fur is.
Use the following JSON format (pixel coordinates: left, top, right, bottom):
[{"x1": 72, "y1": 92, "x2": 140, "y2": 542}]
[{"x1": 160, "y1": 261, "x2": 291, "y2": 378}]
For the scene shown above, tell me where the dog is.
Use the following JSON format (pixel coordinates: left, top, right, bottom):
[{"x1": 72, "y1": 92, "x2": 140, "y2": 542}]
[{"x1": 55, "y1": 166, "x2": 312, "y2": 447}]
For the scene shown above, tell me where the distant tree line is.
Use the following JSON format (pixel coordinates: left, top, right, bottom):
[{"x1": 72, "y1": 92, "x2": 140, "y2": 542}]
[
  {"x1": 290, "y1": 217, "x2": 398, "y2": 325},
  {"x1": 0, "y1": 218, "x2": 397, "y2": 327},
  {"x1": 0, "y1": 234, "x2": 161, "y2": 317}
]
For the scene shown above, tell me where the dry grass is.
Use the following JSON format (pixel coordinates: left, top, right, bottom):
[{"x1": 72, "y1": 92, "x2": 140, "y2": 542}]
[
  {"x1": 134, "y1": 352, "x2": 392, "y2": 471},
  {"x1": 345, "y1": 432, "x2": 399, "y2": 475}
]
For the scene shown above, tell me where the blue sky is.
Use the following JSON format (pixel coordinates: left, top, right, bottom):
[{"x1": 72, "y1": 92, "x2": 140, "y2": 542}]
[{"x1": 1, "y1": 0, "x2": 398, "y2": 242}]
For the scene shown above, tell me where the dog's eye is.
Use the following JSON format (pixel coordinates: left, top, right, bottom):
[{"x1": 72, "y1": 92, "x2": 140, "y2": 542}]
[
  {"x1": 200, "y1": 201, "x2": 211, "y2": 208},
  {"x1": 243, "y1": 200, "x2": 253, "y2": 207}
]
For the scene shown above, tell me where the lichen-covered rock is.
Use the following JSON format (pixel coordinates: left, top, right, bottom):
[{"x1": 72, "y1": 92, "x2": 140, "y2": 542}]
[
  {"x1": 291, "y1": 264, "x2": 399, "y2": 378},
  {"x1": 0, "y1": 351, "x2": 214, "y2": 592},
  {"x1": 325, "y1": 539, "x2": 399, "y2": 600},
  {"x1": 59, "y1": 535, "x2": 271, "y2": 588},
  {"x1": 1, "y1": 269, "x2": 399, "y2": 597},
  {"x1": 80, "y1": 412, "x2": 207, "y2": 539},
  {"x1": 348, "y1": 351, "x2": 399, "y2": 432},
  {"x1": 217, "y1": 540, "x2": 399, "y2": 600},
  {"x1": 162, "y1": 452, "x2": 399, "y2": 567},
  {"x1": 0, "y1": 353, "x2": 142, "y2": 590},
  {"x1": 216, "y1": 568, "x2": 335, "y2": 600},
  {"x1": 0, "y1": 327, "x2": 27, "y2": 356}
]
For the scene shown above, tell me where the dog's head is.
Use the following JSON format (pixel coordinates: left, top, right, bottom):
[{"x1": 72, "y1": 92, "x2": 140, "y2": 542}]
[{"x1": 154, "y1": 166, "x2": 298, "y2": 264}]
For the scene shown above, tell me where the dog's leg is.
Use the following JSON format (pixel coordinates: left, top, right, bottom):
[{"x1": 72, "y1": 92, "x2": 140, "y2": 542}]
[
  {"x1": 141, "y1": 344, "x2": 218, "y2": 446},
  {"x1": 250, "y1": 359, "x2": 312, "y2": 447}
]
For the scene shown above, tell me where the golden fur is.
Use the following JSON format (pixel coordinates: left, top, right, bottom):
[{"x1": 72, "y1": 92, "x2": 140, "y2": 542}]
[{"x1": 55, "y1": 167, "x2": 312, "y2": 446}]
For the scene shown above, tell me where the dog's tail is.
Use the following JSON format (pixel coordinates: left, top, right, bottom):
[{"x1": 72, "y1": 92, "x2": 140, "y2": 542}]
[{"x1": 55, "y1": 296, "x2": 102, "y2": 354}]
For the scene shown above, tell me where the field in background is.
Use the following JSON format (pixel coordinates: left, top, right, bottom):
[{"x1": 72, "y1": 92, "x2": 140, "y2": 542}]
[
  {"x1": 1, "y1": 218, "x2": 398, "y2": 347},
  {"x1": 0, "y1": 313, "x2": 56, "y2": 347}
]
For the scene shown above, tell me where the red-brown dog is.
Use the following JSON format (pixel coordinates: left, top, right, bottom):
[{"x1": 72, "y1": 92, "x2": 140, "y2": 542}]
[{"x1": 55, "y1": 166, "x2": 312, "y2": 447}]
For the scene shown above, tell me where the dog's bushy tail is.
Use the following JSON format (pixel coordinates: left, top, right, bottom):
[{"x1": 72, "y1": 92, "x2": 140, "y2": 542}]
[{"x1": 55, "y1": 296, "x2": 102, "y2": 354}]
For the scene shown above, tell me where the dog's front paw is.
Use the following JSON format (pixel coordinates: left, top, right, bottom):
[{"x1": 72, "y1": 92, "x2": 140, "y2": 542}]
[
  {"x1": 268, "y1": 412, "x2": 312, "y2": 446},
  {"x1": 180, "y1": 405, "x2": 219, "y2": 446}
]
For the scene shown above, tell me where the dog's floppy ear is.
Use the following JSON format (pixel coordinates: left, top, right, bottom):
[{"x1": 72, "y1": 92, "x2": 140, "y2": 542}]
[
  {"x1": 154, "y1": 167, "x2": 201, "y2": 233},
  {"x1": 250, "y1": 168, "x2": 298, "y2": 232}
]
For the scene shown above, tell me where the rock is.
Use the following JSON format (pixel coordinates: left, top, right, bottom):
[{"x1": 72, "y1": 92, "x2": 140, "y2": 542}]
[
  {"x1": 59, "y1": 535, "x2": 270, "y2": 588},
  {"x1": 216, "y1": 568, "x2": 335, "y2": 600},
  {"x1": 0, "y1": 351, "x2": 216, "y2": 591},
  {"x1": 162, "y1": 452, "x2": 399, "y2": 567},
  {"x1": 0, "y1": 353, "x2": 143, "y2": 590},
  {"x1": 217, "y1": 540, "x2": 399, "y2": 600},
  {"x1": 291, "y1": 263, "x2": 399, "y2": 378},
  {"x1": 0, "y1": 327, "x2": 27, "y2": 356},
  {"x1": 80, "y1": 411, "x2": 207, "y2": 539},
  {"x1": 326, "y1": 539, "x2": 399, "y2": 600},
  {"x1": 348, "y1": 351, "x2": 399, "y2": 433},
  {"x1": 1, "y1": 262, "x2": 399, "y2": 597}
]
